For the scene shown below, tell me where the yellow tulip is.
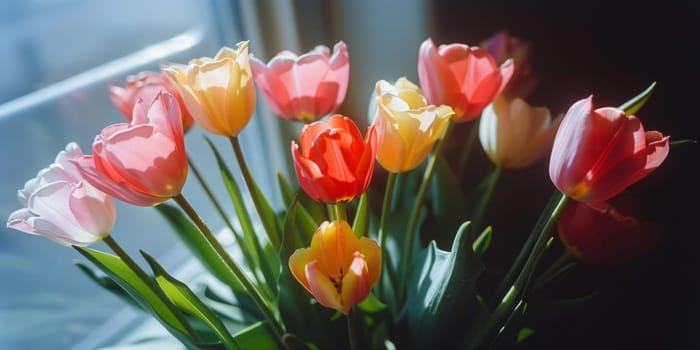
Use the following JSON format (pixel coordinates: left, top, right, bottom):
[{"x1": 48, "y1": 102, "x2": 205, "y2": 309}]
[
  {"x1": 164, "y1": 41, "x2": 256, "y2": 136},
  {"x1": 288, "y1": 220, "x2": 381, "y2": 314},
  {"x1": 372, "y1": 77, "x2": 453, "y2": 173},
  {"x1": 479, "y1": 95, "x2": 562, "y2": 169}
]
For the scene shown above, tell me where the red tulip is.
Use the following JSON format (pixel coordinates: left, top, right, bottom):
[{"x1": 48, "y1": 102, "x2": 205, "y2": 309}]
[
  {"x1": 109, "y1": 71, "x2": 195, "y2": 132},
  {"x1": 73, "y1": 92, "x2": 188, "y2": 206},
  {"x1": 549, "y1": 96, "x2": 669, "y2": 203},
  {"x1": 418, "y1": 37, "x2": 514, "y2": 122},
  {"x1": 558, "y1": 197, "x2": 662, "y2": 265},
  {"x1": 291, "y1": 115, "x2": 376, "y2": 204},
  {"x1": 250, "y1": 41, "x2": 349, "y2": 123}
]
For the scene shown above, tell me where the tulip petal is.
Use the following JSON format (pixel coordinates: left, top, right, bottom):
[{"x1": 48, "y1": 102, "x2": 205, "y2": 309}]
[
  {"x1": 306, "y1": 260, "x2": 344, "y2": 312},
  {"x1": 340, "y1": 253, "x2": 371, "y2": 314},
  {"x1": 288, "y1": 247, "x2": 312, "y2": 293}
]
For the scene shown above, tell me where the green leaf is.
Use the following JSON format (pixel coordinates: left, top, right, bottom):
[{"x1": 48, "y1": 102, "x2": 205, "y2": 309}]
[
  {"x1": 277, "y1": 172, "x2": 296, "y2": 206},
  {"x1": 155, "y1": 203, "x2": 245, "y2": 294},
  {"x1": 74, "y1": 247, "x2": 217, "y2": 349},
  {"x1": 74, "y1": 261, "x2": 144, "y2": 311},
  {"x1": 282, "y1": 333, "x2": 315, "y2": 350},
  {"x1": 141, "y1": 251, "x2": 240, "y2": 350},
  {"x1": 352, "y1": 192, "x2": 369, "y2": 238},
  {"x1": 205, "y1": 136, "x2": 279, "y2": 298},
  {"x1": 430, "y1": 156, "x2": 469, "y2": 246},
  {"x1": 277, "y1": 199, "x2": 333, "y2": 349},
  {"x1": 231, "y1": 321, "x2": 281, "y2": 350},
  {"x1": 472, "y1": 226, "x2": 493, "y2": 258},
  {"x1": 516, "y1": 327, "x2": 535, "y2": 343},
  {"x1": 399, "y1": 222, "x2": 489, "y2": 348},
  {"x1": 277, "y1": 172, "x2": 318, "y2": 244},
  {"x1": 618, "y1": 81, "x2": 656, "y2": 115}
]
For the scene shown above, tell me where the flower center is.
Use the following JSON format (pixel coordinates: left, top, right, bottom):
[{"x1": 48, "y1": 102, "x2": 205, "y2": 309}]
[{"x1": 328, "y1": 267, "x2": 344, "y2": 295}]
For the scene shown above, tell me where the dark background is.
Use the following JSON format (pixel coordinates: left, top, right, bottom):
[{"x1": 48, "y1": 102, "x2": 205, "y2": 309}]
[{"x1": 428, "y1": 1, "x2": 699, "y2": 349}]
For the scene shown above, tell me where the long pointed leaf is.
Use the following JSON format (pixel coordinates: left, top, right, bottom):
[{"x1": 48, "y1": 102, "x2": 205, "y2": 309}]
[
  {"x1": 155, "y1": 203, "x2": 245, "y2": 294},
  {"x1": 205, "y1": 136, "x2": 279, "y2": 298},
  {"x1": 399, "y1": 222, "x2": 489, "y2": 348},
  {"x1": 619, "y1": 81, "x2": 656, "y2": 115},
  {"x1": 277, "y1": 172, "x2": 318, "y2": 244},
  {"x1": 74, "y1": 261, "x2": 144, "y2": 311},
  {"x1": 231, "y1": 321, "x2": 281, "y2": 350},
  {"x1": 277, "y1": 199, "x2": 332, "y2": 349},
  {"x1": 74, "y1": 247, "x2": 216, "y2": 349},
  {"x1": 142, "y1": 251, "x2": 240, "y2": 350}
]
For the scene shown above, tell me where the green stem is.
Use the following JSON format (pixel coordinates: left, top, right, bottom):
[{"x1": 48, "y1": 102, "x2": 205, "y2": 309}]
[
  {"x1": 173, "y1": 193, "x2": 285, "y2": 341},
  {"x1": 327, "y1": 202, "x2": 348, "y2": 222},
  {"x1": 532, "y1": 250, "x2": 575, "y2": 292},
  {"x1": 377, "y1": 172, "x2": 398, "y2": 249},
  {"x1": 397, "y1": 121, "x2": 455, "y2": 305},
  {"x1": 187, "y1": 156, "x2": 261, "y2": 280},
  {"x1": 488, "y1": 190, "x2": 561, "y2": 307},
  {"x1": 346, "y1": 308, "x2": 359, "y2": 350},
  {"x1": 456, "y1": 121, "x2": 479, "y2": 179},
  {"x1": 103, "y1": 236, "x2": 198, "y2": 341},
  {"x1": 470, "y1": 166, "x2": 502, "y2": 235},
  {"x1": 465, "y1": 193, "x2": 570, "y2": 350},
  {"x1": 376, "y1": 172, "x2": 398, "y2": 300},
  {"x1": 229, "y1": 136, "x2": 281, "y2": 250}
]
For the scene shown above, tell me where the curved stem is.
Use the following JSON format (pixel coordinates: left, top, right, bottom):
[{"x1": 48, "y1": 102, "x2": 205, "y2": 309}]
[
  {"x1": 229, "y1": 136, "x2": 281, "y2": 250},
  {"x1": 173, "y1": 193, "x2": 285, "y2": 341},
  {"x1": 470, "y1": 166, "x2": 502, "y2": 235},
  {"x1": 397, "y1": 121, "x2": 455, "y2": 305},
  {"x1": 187, "y1": 156, "x2": 260, "y2": 279},
  {"x1": 377, "y1": 172, "x2": 398, "y2": 249},
  {"x1": 103, "y1": 236, "x2": 198, "y2": 341},
  {"x1": 488, "y1": 190, "x2": 561, "y2": 307},
  {"x1": 532, "y1": 250, "x2": 575, "y2": 292},
  {"x1": 465, "y1": 193, "x2": 570, "y2": 350}
]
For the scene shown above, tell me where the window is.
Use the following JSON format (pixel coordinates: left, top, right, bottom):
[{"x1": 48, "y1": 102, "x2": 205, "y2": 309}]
[{"x1": 0, "y1": 1, "x2": 286, "y2": 349}]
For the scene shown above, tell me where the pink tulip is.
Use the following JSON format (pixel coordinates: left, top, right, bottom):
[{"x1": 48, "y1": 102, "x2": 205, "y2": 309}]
[
  {"x1": 109, "y1": 71, "x2": 195, "y2": 132},
  {"x1": 558, "y1": 196, "x2": 662, "y2": 265},
  {"x1": 418, "y1": 37, "x2": 514, "y2": 122},
  {"x1": 549, "y1": 96, "x2": 669, "y2": 203},
  {"x1": 73, "y1": 92, "x2": 188, "y2": 206},
  {"x1": 7, "y1": 143, "x2": 116, "y2": 246},
  {"x1": 480, "y1": 30, "x2": 539, "y2": 98},
  {"x1": 250, "y1": 41, "x2": 349, "y2": 123}
]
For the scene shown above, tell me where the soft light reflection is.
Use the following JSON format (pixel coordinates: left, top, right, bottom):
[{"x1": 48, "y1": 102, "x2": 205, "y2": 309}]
[{"x1": 0, "y1": 29, "x2": 203, "y2": 120}]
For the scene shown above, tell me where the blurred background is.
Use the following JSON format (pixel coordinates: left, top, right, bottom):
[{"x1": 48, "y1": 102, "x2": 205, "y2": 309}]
[{"x1": 0, "y1": 0, "x2": 697, "y2": 349}]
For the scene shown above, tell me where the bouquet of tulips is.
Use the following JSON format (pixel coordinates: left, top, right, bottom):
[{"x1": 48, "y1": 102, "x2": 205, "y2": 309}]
[{"x1": 6, "y1": 30, "x2": 676, "y2": 350}]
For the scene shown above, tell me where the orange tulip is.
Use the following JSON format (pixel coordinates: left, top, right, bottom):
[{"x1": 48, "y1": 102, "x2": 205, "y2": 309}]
[
  {"x1": 418, "y1": 37, "x2": 513, "y2": 122},
  {"x1": 558, "y1": 196, "x2": 662, "y2": 265},
  {"x1": 109, "y1": 71, "x2": 195, "y2": 132},
  {"x1": 164, "y1": 41, "x2": 256, "y2": 136},
  {"x1": 549, "y1": 96, "x2": 669, "y2": 202},
  {"x1": 291, "y1": 115, "x2": 376, "y2": 204},
  {"x1": 289, "y1": 220, "x2": 381, "y2": 314}
]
